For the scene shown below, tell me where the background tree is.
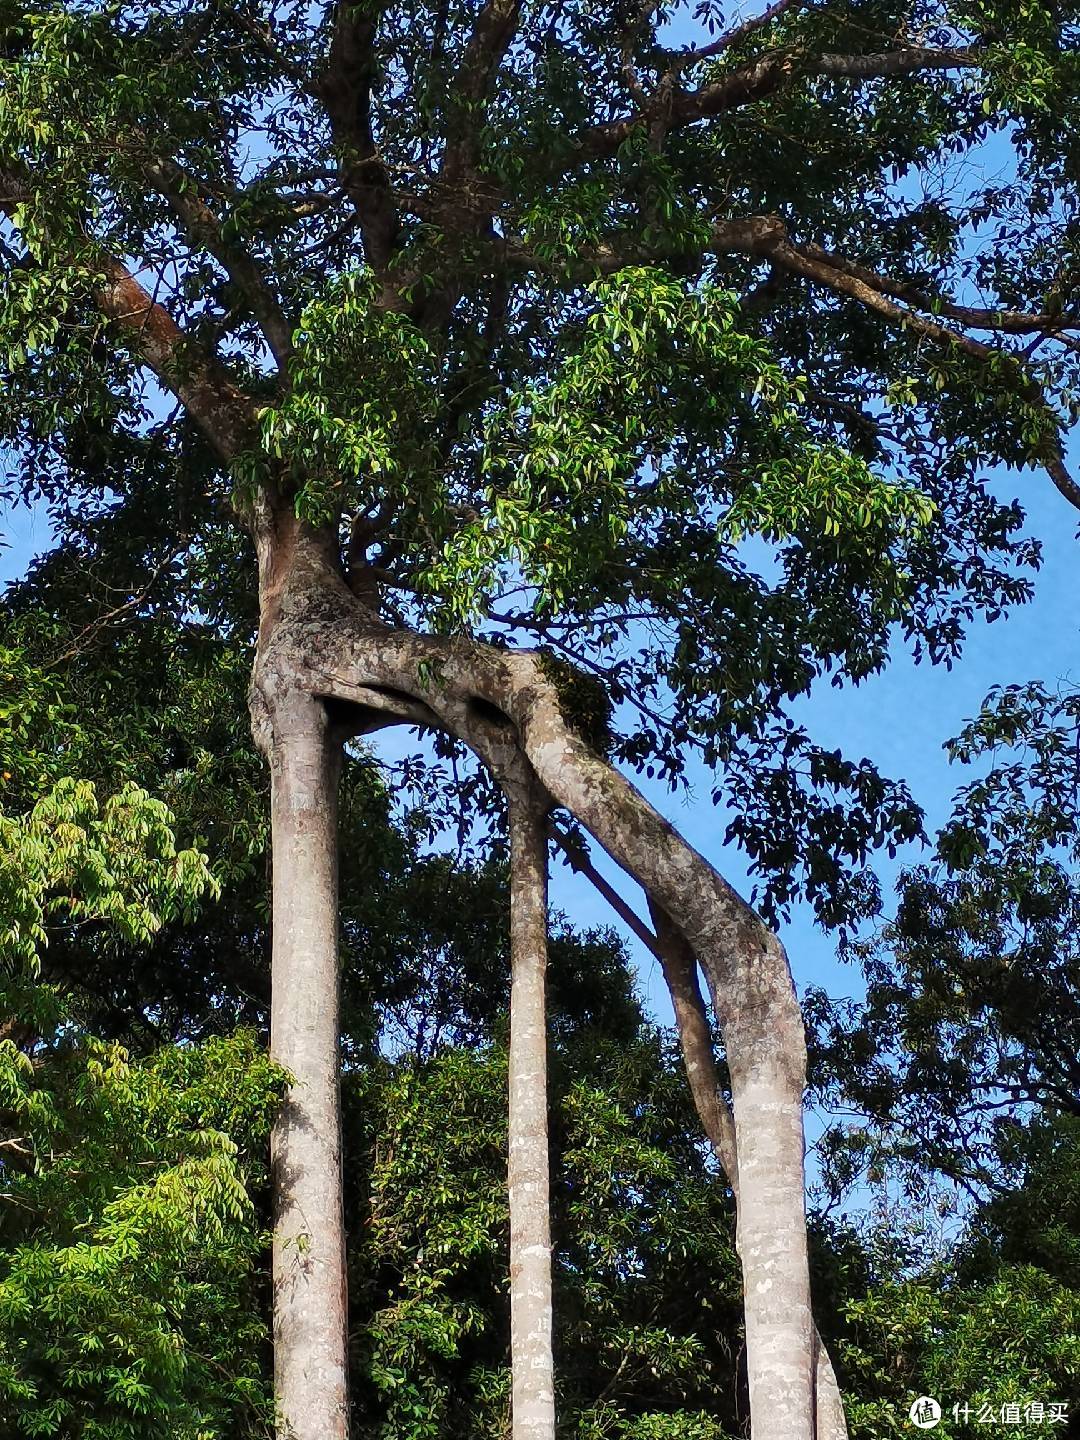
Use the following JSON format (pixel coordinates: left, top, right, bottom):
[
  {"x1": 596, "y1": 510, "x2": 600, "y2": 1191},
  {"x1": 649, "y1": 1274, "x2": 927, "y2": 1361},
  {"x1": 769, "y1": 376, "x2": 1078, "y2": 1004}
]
[
  {"x1": 0, "y1": 683, "x2": 283, "y2": 1438},
  {"x1": 806, "y1": 680, "x2": 1080, "y2": 1435},
  {"x1": 810, "y1": 679, "x2": 1080, "y2": 1200}
]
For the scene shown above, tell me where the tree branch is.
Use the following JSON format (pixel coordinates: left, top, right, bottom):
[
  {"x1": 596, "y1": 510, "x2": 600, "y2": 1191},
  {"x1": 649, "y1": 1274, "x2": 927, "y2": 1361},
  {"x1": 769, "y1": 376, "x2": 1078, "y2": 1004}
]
[
  {"x1": 758, "y1": 231, "x2": 1080, "y2": 512},
  {"x1": 647, "y1": 898, "x2": 740, "y2": 1184},
  {"x1": 795, "y1": 238, "x2": 1080, "y2": 337},
  {"x1": 316, "y1": 1, "x2": 401, "y2": 277},
  {"x1": 0, "y1": 165, "x2": 261, "y2": 475},
  {"x1": 548, "y1": 821, "x2": 668, "y2": 962},
  {"x1": 143, "y1": 153, "x2": 294, "y2": 369},
  {"x1": 577, "y1": 47, "x2": 985, "y2": 159},
  {"x1": 674, "y1": 0, "x2": 808, "y2": 67},
  {"x1": 442, "y1": 0, "x2": 522, "y2": 184}
]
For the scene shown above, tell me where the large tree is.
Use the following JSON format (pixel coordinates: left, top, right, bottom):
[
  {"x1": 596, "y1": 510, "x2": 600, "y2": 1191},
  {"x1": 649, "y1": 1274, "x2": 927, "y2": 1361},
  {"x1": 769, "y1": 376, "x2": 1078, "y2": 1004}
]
[{"x1": 2, "y1": 1, "x2": 1079, "y2": 1435}]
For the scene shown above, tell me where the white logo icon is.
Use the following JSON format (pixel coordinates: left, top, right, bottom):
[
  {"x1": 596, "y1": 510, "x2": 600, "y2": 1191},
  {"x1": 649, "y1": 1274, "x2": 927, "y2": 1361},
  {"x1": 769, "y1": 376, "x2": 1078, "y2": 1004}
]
[{"x1": 909, "y1": 1397, "x2": 942, "y2": 1429}]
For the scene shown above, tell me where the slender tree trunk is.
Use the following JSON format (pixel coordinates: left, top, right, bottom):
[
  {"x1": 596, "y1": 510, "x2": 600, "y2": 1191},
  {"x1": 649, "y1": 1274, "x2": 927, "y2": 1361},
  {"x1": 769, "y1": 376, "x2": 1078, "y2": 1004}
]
[
  {"x1": 722, "y1": 959, "x2": 814, "y2": 1440},
  {"x1": 506, "y1": 787, "x2": 556, "y2": 1440},
  {"x1": 650, "y1": 903, "x2": 848, "y2": 1440},
  {"x1": 266, "y1": 691, "x2": 349, "y2": 1440}
]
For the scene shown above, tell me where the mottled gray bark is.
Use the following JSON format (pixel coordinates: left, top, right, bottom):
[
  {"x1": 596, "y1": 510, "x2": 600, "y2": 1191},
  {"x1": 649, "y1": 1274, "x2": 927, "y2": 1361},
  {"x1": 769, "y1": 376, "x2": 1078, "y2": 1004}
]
[
  {"x1": 649, "y1": 904, "x2": 848, "y2": 1440},
  {"x1": 263, "y1": 690, "x2": 349, "y2": 1440},
  {"x1": 291, "y1": 617, "x2": 817, "y2": 1439},
  {"x1": 506, "y1": 787, "x2": 556, "y2": 1440}
]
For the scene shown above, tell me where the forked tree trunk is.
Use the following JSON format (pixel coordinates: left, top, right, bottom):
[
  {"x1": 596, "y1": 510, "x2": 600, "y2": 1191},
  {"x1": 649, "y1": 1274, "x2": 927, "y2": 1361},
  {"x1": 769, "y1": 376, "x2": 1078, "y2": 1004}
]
[
  {"x1": 256, "y1": 556, "x2": 822, "y2": 1440},
  {"x1": 506, "y1": 787, "x2": 557, "y2": 1440},
  {"x1": 265, "y1": 691, "x2": 349, "y2": 1440},
  {"x1": 328, "y1": 629, "x2": 817, "y2": 1438}
]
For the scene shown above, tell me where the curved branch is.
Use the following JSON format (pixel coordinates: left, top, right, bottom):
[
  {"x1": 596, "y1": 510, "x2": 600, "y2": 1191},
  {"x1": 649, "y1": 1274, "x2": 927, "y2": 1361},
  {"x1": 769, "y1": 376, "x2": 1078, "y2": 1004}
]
[{"x1": 0, "y1": 164, "x2": 260, "y2": 470}]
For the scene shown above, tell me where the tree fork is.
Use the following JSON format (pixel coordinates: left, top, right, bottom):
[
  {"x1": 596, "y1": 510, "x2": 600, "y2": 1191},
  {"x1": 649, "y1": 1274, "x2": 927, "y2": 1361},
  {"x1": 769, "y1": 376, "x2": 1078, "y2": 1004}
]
[
  {"x1": 284, "y1": 592, "x2": 820, "y2": 1440},
  {"x1": 505, "y1": 779, "x2": 557, "y2": 1440}
]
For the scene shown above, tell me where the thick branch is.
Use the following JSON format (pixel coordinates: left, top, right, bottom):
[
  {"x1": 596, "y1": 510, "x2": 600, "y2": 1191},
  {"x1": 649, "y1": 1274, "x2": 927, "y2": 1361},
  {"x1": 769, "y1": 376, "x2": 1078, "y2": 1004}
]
[
  {"x1": 647, "y1": 899, "x2": 740, "y2": 1183},
  {"x1": 442, "y1": 0, "x2": 522, "y2": 183},
  {"x1": 144, "y1": 154, "x2": 294, "y2": 368},
  {"x1": 316, "y1": 2, "x2": 401, "y2": 275},
  {"x1": 577, "y1": 47, "x2": 985, "y2": 159},
  {"x1": 0, "y1": 164, "x2": 260, "y2": 470}
]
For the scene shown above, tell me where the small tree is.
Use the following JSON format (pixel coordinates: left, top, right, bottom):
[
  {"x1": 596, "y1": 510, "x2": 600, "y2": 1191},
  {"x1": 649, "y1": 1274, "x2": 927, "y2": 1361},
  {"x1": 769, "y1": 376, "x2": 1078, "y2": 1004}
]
[{"x1": 3, "y1": 2, "x2": 1078, "y2": 1435}]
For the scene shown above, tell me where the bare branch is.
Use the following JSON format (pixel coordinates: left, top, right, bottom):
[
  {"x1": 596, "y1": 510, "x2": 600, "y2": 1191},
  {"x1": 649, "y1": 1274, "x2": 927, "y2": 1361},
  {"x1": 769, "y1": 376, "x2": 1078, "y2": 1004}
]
[
  {"x1": 795, "y1": 239, "x2": 1080, "y2": 337},
  {"x1": 548, "y1": 821, "x2": 667, "y2": 962}
]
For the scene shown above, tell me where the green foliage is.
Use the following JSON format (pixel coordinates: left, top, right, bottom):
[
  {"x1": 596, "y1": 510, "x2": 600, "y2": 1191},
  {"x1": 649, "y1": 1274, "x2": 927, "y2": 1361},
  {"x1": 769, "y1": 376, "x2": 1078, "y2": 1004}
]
[
  {"x1": 836, "y1": 1113, "x2": 1080, "y2": 1437},
  {"x1": 2, "y1": 0, "x2": 1072, "y2": 920},
  {"x1": 842, "y1": 1263, "x2": 1079, "y2": 1438},
  {"x1": 425, "y1": 268, "x2": 935, "y2": 624},
  {"x1": 347, "y1": 1032, "x2": 744, "y2": 1440},
  {"x1": 0, "y1": 678, "x2": 281, "y2": 1436},
  {"x1": 0, "y1": 1028, "x2": 282, "y2": 1439},
  {"x1": 809, "y1": 680, "x2": 1080, "y2": 1194},
  {"x1": 0, "y1": 777, "x2": 216, "y2": 971},
  {"x1": 257, "y1": 273, "x2": 442, "y2": 530}
]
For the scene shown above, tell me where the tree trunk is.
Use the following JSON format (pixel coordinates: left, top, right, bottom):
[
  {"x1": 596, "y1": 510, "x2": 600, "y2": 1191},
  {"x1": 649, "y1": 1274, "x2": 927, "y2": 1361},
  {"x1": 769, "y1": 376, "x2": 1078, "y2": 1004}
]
[
  {"x1": 506, "y1": 787, "x2": 557, "y2": 1440},
  {"x1": 266, "y1": 691, "x2": 349, "y2": 1440},
  {"x1": 649, "y1": 904, "x2": 848, "y2": 1440}
]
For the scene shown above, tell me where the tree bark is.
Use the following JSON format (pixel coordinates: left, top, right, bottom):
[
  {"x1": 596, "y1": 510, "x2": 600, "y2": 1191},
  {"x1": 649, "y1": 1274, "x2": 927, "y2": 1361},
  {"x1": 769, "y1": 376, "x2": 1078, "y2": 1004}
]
[
  {"x1": 265, "y1": 691, "x2": 349, "y2": 1440},
  {"x1": 506, "y1": 785, "x2": 557, "y2": 1440},
  {"x1": 256, "y1": 561, "x2": 820, "y2": 1440},
  {"x1": 649, "y1": 903, "x2": 848, "y2": 1440}
]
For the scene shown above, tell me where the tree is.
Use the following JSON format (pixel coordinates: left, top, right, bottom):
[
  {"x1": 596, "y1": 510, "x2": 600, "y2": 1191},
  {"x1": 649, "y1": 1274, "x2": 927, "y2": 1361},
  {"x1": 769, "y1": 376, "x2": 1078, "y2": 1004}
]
[
  {"x1": 3, "y1": 2, "x2": 1079, "y2": 1434},
  {"x1": 805, "y1": 681, "x2": 1080, "y2": 1433},
  {"x1": 810, "y1": 680, "x2": 1080, "y2": 1201},
  {"x1": 0, "y1": 726, "x2": 285, "y2": 1437}
]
